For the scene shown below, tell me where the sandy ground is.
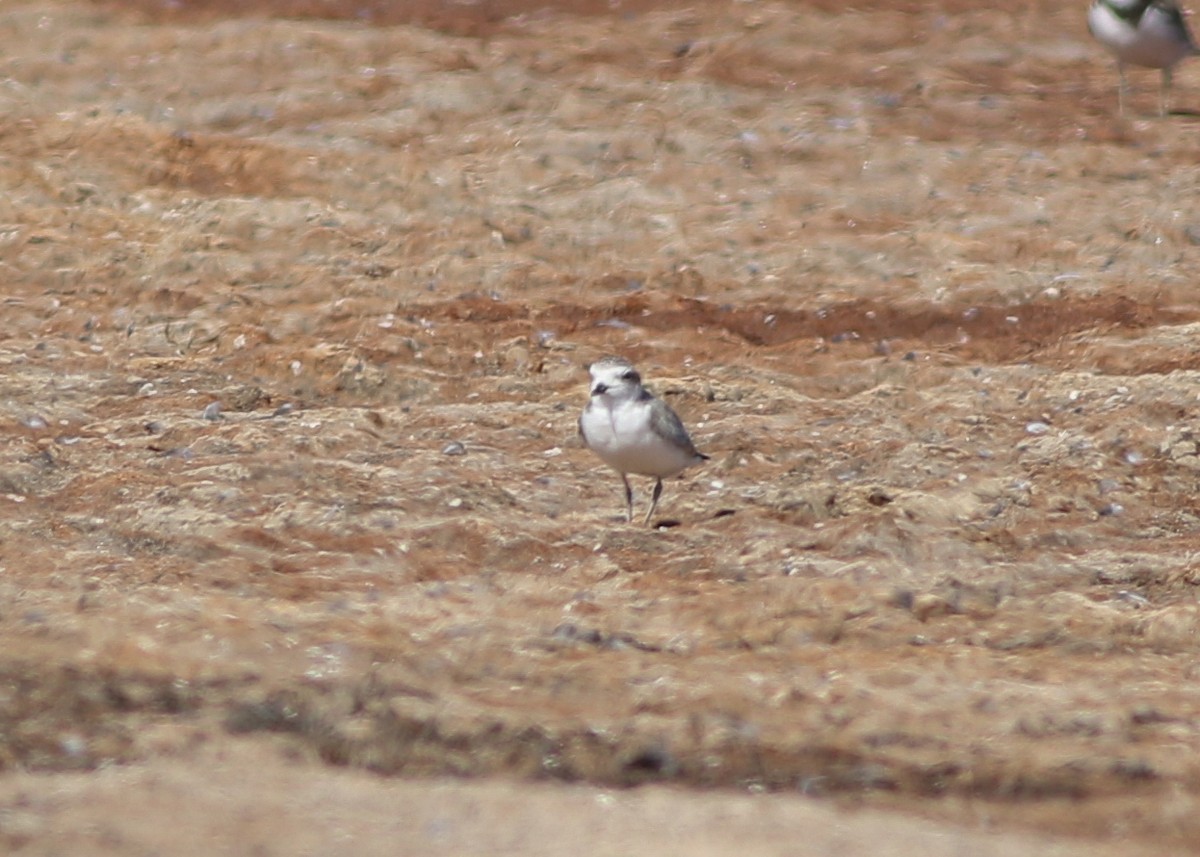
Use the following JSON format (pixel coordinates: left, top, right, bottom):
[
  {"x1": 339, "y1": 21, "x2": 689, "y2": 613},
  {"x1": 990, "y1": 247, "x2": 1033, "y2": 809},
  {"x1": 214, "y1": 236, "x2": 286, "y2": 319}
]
[{"x1": 3, "y1": 0, "x2": 1200, "y2": 852}]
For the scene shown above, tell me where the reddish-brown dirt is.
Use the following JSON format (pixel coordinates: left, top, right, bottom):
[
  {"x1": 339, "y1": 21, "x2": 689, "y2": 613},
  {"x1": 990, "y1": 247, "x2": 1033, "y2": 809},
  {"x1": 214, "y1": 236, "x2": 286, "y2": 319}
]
[{"x1": 3, "y1": 0, "x2": 1200, "y2": 852}]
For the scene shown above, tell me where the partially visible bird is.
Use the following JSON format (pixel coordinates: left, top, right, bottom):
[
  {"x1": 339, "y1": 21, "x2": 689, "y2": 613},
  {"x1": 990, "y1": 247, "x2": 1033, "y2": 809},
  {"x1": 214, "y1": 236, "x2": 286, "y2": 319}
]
[
  {"x1": 1089, "y1": 0, "x2": 1199, "y2": 115},
  {"x1": 578, "y1": 357, "x2": 709, "y2": 525}
]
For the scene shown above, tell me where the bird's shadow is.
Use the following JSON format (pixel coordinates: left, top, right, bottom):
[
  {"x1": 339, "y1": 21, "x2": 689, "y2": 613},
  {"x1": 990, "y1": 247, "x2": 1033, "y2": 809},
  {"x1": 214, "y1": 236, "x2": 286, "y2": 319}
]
[{"x1": 649, "y1": 509, "x2": 736, "y2": 529}]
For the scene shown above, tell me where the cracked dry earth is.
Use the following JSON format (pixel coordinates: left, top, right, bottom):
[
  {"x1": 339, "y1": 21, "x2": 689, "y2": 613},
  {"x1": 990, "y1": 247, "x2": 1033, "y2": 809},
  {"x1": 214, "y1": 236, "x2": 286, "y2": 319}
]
[{"x1": 4, "y1": 0, "x2": 1200, "y2": 853}]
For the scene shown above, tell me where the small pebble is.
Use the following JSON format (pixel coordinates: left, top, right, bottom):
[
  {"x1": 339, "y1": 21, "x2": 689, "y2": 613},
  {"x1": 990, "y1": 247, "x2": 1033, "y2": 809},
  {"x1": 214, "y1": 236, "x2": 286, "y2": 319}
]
[
  {"x1": 202, "y1": 402, "x2": 222, "y2": 421},
  {"x1": 442, "y1": 441, "x2": 466, "y2": 456},
  {"x1": 1025, "y1": 421, "x2": 1050, "y2": 435},
  {"x1": 59, "y1": 735, "x2": 87, "y2": 757},
  {"x1": 273, "y1": 403, "x2": 295, "y2": 417},
  {"x1": 1116, "y1": 590, "x2": 1150, "y2": 607},
  {"x1": 22, "y1": 415, "x2": 47, "y2": 429}
]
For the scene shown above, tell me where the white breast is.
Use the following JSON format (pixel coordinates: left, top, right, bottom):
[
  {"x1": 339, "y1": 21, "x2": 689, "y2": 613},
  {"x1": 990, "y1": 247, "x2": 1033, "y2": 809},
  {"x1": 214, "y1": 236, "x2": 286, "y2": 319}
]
[
  {"x1": 1089, "y1": 2, "x2": 1196, "y2": 68},
  {"x1": 581, "y1": 398, "x2": 699, "y2": 478}
]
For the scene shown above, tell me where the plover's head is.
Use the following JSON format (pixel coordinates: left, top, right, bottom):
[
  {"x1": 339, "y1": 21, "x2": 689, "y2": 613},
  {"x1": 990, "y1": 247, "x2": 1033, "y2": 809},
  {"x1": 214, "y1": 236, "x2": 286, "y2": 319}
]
[{"x1": 587, "y1": 357, "x2": 643, "y2": 401}]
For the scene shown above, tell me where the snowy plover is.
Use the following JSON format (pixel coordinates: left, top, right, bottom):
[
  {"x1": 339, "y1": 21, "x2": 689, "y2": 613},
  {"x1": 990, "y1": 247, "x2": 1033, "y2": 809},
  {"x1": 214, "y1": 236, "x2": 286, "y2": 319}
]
[
  {"x1": 578, "y1": 356, "x2": 709, "y2": 525},
  {"x1": 1088, "y1": 0, "x2": 1199, "y2": 115}
]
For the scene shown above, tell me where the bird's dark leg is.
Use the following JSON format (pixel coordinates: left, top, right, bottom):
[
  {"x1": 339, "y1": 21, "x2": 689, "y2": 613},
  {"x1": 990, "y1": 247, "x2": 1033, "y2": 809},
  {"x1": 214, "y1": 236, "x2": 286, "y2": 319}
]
[
  {"x1": 644, "y1": 478, "x2": 664, "y2": 525},
  {"x1": 622, "y1": 473, "x2": 634, "y2": 523},
  {"x1": 1118, "y1": 61, "x2": 1129, "y2": 116},
  {"x1": 1161, "y1": 66, "x2": 1173, "y2": 116}
]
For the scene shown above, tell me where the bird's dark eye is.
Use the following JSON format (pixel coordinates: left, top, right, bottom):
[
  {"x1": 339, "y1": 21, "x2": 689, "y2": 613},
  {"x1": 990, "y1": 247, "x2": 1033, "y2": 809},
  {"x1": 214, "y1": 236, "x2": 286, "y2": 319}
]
[{"x1": 620, "y1": 370, "x2": 639, "y2": 382}]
